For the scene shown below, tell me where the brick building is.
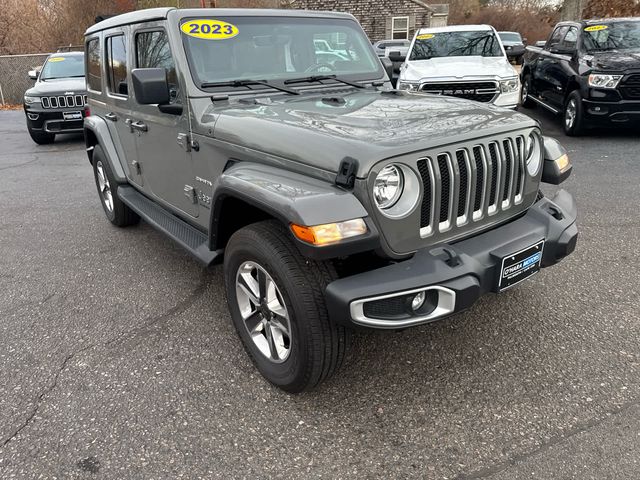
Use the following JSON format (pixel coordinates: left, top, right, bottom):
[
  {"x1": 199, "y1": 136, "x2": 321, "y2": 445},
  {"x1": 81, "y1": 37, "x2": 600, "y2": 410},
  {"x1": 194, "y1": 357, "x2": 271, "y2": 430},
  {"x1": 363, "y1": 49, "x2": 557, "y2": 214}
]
[{"x1": 290, "y1": 0, "x2": 449, "y2": 42}]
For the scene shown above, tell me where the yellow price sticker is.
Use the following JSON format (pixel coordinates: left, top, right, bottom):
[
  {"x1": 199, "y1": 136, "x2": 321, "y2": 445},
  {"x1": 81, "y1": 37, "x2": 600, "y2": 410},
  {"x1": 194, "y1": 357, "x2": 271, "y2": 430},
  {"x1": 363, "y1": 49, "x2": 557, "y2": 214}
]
[
  {"x1": 584, "y1": 25, "x2": 608, "y2": 32},
  {"x1": 181, "y1": 19, "x2": 239, "y2": 40},
  {"x1": 48, "y1": 57, "x2": 66, "y2": 62},
  {"x1": 416, "y1": 33, "x2": 435, "y2": 40}
]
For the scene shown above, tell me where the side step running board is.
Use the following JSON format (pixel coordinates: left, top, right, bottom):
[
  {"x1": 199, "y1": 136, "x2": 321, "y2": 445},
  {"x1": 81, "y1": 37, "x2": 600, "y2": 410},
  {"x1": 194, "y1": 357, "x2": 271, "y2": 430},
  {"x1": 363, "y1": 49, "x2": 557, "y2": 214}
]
[{"x1": 118, "y1": 185, "x2": 220, "y2": 266}]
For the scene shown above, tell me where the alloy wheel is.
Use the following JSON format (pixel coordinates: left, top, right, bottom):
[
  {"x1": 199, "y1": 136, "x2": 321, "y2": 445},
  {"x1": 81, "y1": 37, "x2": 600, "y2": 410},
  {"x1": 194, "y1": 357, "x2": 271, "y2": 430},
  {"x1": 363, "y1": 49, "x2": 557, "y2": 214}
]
[
  {"x1": 235, "y1": 261, "x2": 292, "y2": 363},
  {"x1": 565, "y1": 99, "x2": 577, "y2": 130},
  {"x1": 96, "y1": 160, "x2": 113, "y2": 213}
]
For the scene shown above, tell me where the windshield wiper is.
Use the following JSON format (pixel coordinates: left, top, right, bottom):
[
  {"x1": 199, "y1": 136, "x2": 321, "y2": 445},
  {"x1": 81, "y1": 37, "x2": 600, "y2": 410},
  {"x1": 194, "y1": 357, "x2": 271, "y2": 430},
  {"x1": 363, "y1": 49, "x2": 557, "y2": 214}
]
[
  {"x1": 283, "y1": 74, "x2": 366, "y2": 89},
  {"x1": 200, "y1": 79, "x2": 299, "y2": 95},
  {"x1": 41, "y1": 75, "x2": 85, "y2": 80}
]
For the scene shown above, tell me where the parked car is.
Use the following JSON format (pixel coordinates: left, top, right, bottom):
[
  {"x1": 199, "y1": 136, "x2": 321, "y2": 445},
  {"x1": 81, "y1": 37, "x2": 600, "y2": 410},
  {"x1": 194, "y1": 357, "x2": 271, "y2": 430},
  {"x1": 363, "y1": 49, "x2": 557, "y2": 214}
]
[
  {"x1": 498, "y1": 31, "x2": 526, "y2": 64},
  {"x1": 521, "y1": 18, "x2": 640, "y2": 135},
  {"x1": 85, "y1": 8, "x2": 577, "y2": 392},
  {"x1": 372, "y1": 39, "x2": 410, "y2": 57},
  {"x1": 397, "y1": 25, "x2": 520, "y2": 108},
  {"x1": 23, "y1": 51, "x2": 88, "y2": 144}
]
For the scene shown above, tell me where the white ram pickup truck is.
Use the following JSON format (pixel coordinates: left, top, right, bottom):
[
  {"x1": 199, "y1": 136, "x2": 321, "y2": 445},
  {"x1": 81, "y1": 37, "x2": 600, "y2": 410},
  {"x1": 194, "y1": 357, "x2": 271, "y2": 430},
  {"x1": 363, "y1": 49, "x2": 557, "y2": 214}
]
[{"x1": 396, "y1": 24, "x2": 520, "y2": 108}]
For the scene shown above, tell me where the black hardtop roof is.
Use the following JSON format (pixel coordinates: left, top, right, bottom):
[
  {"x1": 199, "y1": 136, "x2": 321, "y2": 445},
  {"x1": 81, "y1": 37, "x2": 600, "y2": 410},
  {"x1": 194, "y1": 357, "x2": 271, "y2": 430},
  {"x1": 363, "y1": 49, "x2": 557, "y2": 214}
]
[{"x1": 85, "y1": 7, "x2": 355, "y2": 35}]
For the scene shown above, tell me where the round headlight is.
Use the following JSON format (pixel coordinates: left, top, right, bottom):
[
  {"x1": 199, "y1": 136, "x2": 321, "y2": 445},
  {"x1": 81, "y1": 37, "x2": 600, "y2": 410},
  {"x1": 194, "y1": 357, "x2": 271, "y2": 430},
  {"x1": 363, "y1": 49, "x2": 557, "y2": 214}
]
[
  {"x1": 525, "y1": 132, "x2": 542, "y2": 176},
  {"x1": 373, "y1": 165, "x2": 404, "y2": 209}
]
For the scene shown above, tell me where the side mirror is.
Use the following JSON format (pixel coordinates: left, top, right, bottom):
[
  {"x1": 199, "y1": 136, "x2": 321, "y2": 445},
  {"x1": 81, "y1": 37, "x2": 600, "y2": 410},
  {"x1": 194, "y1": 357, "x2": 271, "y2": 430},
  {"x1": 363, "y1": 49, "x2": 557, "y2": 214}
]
[
  {"x1": 535, "y1": 41, "x2": 547, "y2": 48},
  {"x1": 522, "y1": 37, "x2": 528, "y2": 45},
  {"x1": 380, "y1": 57, "x2": 394, "y2": 80},
  {"x1": 131, "y1": 68, "x2": 170, "y2": 105},
  {"x1": 28, "y1": 70, "x2": 38, "y2": 80},
  {"x1": 542, "y1": 136, "x2": 572, "y2": 185},
  {"x1": 388, "y1": 50, "x2": 406, "y2": 63}
]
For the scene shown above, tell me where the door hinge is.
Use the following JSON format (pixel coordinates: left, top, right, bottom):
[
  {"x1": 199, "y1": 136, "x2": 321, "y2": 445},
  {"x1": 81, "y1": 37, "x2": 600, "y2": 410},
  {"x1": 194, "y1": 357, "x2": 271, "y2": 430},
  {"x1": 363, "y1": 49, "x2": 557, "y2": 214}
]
[
  {"x1": 177, "y1": 133, "x2": 199, "y2": 152},
  {"x1": 184, "y1": 185, "x2": 197, "y2": 204}
]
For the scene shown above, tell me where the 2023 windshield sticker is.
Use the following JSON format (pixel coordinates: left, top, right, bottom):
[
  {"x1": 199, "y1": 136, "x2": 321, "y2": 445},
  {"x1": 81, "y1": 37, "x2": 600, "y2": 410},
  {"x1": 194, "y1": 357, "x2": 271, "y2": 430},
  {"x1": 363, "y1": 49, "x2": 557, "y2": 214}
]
[{"x1": 180, "y1": 19, "x2": 239, "y2": 40}]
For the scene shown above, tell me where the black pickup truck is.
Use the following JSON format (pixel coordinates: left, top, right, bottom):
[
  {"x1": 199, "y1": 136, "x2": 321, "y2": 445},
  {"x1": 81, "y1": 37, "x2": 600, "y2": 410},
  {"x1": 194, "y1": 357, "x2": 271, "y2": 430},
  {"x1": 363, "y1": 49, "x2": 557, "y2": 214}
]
[{"x1": 520, "y1": 18, "x2": 640, "y2": 135}]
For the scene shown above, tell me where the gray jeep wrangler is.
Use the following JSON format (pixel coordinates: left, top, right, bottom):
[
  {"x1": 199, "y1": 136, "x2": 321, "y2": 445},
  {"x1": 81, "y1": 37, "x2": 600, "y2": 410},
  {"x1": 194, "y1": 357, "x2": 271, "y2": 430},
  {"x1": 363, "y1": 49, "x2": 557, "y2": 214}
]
[{"x1": 84, "y1": 8, "x2": 578, "y2": 392}]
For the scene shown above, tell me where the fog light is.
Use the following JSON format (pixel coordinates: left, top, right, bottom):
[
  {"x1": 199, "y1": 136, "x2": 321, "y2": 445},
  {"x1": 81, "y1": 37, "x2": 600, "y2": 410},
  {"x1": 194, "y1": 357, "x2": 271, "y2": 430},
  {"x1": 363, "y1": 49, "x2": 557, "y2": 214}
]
[
  {"x1": 27, "y1": 113, "x2": 39, "y2": 121},
  {"x1": 411, "y1": 291, "x2": 426, "y2": 311}
]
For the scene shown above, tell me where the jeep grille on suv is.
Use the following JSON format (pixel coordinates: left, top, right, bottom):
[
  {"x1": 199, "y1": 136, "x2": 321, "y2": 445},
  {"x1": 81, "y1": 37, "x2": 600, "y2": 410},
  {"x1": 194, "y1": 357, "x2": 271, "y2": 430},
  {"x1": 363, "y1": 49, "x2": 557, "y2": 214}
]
[
  {"x1": 417, "y1": 135, "x2": 526, "y2": 237},
  {"x1": 41, "y1": 95, "x2": 88, "y2": 109},
  {"x1": 420, "y1": 82, "x2": 499, "y2": 103}
]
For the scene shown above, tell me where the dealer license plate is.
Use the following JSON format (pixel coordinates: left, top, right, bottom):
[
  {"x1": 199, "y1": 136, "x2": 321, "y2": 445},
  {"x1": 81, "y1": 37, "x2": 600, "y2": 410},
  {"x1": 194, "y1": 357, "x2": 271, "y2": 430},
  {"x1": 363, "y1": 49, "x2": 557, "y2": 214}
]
[
  {"x1": 63, "y1": 111, "x2": 82, "y2": 121},
  {"x1": 498, "y1": 240, "x2": 544, "y2": 291}
]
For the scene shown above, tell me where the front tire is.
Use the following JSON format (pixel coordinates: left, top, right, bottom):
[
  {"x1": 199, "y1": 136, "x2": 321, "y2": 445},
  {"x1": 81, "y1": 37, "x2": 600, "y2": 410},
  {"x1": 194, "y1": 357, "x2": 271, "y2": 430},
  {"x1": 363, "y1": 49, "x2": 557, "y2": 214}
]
[
  {"x1": 224, "y1": 220, "x2": 351, "y2": 393},
  {"x1": 564, "y1": 90, "x2": 586, "y2": 136},
  {"x1": 28, "y1": 128, "x2": 55, "y2": 145},
  {"x1": 91, "y1": 144, "x2": 139, "y2": 227}
]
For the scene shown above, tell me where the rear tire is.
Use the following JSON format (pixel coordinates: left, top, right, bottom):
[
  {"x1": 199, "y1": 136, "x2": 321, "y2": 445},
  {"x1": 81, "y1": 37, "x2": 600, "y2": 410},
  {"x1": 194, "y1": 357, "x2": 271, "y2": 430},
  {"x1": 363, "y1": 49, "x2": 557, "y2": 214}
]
[
  {"x1": 520, "y1": 74, "x2": 536, "y2": 108},
  {"x1": 224, "y1": 220, "x2": 351, "y2": 393},
  {"x1": 91, "y1": 144, "x2": 139, "y2": 227},
  {"x1": 564, "y1": 90, "x2": 586, "y2": 136},
  {"x1": 28, "y1": 128, "x2": 55, "y2": 145}
]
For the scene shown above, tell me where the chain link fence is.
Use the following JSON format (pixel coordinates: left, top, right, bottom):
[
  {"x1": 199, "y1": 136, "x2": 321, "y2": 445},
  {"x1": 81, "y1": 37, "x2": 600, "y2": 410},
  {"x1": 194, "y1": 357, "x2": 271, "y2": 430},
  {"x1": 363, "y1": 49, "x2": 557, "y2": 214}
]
[{"x1": 0, "y1": 53, "x2": 50, "y2": 105}]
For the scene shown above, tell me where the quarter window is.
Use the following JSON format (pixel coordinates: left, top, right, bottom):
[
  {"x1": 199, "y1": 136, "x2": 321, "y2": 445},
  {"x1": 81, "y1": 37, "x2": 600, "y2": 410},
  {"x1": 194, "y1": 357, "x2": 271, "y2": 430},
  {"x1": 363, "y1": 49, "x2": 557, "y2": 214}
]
[
  {"x1": 106, "y1": 35, "x2": 128, "y2": 96},
  {"x1": 136, "y1": 30, "x2": 180, "y2": 103},
  {"x1": 392, "y1": 17, "x2": 409, "y2": 40},
  {"x1": 86, "y1": 38, "x2": 101, "y2": 92}
]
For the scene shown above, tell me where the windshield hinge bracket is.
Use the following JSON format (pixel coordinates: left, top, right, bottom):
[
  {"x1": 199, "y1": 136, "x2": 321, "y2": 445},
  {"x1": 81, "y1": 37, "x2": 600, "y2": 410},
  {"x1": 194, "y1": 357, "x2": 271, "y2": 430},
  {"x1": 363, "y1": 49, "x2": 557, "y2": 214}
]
[{"x1": 335, "y1": 157, "x2": 358, "y2": 189}]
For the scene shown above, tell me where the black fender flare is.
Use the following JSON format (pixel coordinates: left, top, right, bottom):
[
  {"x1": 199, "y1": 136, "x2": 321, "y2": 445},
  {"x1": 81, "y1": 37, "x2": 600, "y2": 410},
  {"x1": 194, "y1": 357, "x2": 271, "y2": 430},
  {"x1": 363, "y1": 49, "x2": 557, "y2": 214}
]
[{"x1": 83, "y1": 116, "x2": 127, "y2": 183}]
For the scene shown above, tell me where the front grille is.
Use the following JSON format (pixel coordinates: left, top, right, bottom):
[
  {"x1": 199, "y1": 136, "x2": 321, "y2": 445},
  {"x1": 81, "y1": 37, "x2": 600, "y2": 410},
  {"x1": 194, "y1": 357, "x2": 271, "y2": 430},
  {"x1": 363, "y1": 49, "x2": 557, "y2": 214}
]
[
  {"x1": 620, "y1": 74, "x2": 640, "y2": 99},
  {"x1": 421, "y1": 81, "x2": 499, "y2": 103},
  {"x1": 41, "y1": 94, "x2": 87, "y2": 109},
  {"x1": 416, "y1": 135, "x2": 527, "y2": 237}
]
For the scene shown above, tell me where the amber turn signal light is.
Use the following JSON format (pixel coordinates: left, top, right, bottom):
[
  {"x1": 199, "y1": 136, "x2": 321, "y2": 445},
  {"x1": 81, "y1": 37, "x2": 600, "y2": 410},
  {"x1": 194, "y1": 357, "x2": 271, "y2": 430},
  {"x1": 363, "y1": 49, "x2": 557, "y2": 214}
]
[{"x1": 290, "y1": 219, "x2": 367, "y2": 246}]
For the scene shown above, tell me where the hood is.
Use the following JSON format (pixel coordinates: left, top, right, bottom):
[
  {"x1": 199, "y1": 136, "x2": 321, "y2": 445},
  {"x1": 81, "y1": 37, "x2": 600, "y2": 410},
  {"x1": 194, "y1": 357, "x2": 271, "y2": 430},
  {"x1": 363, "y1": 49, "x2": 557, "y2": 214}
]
[
  {"x1": 583, "y1": 49, "x2": 640, "y2": 72},
  {"x1": 26, "y1": 77, "x2": 86, "y2": 96},
  {"x1": 401, "y1": 56, "x2": 517, "y2": 83},
  {"x1": 198, "y1": 89, "x2": 536, "y2": 177}
]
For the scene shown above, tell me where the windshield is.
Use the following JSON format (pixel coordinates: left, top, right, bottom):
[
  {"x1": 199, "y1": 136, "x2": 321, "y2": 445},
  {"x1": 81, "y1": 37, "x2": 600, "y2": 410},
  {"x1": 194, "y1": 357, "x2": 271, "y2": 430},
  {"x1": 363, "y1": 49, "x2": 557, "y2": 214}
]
[
  {"x1": 181, "y1": 16, "x2": 382, "y2": 89},
  {"x1": 583, "y1": 21, "x2": 640, "y2": 52},
  {"x1": 40, "y1": 55, "x2": 84, "y2": 80},
  {"x1": 499, "y1": 33, "x2": 522, "y2": 43},
  {"x1": 409, "y1": 30, "x2": 503, "y2": 60}
]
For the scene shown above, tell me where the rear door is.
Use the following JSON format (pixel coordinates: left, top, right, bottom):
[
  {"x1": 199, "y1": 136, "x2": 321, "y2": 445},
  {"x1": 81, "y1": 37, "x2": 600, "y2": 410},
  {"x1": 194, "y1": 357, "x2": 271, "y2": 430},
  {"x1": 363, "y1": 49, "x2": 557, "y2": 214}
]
[
  {"x1": 102, "y1": 28, "x2": 143, "y2": 187},
  {"x1": 129, "y1": 25, "x2": 198, "y2": 218}
]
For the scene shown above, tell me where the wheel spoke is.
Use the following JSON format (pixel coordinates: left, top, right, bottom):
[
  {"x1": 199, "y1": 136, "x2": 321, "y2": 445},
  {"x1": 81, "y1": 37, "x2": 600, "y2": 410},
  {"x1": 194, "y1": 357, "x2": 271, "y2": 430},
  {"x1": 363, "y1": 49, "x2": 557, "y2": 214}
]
[
  {"x1": 237, "y1": 273, "x2": 260, "y2": 306},
  {"x1": 244, "y1": 311, "x2": 263, "y2": 333},
  {"x1": 265, "y1": 323, "x2": 279, "y2": 360},
  {"x1": 257, "y1": 268, "x2": 267, "y2": 301}
]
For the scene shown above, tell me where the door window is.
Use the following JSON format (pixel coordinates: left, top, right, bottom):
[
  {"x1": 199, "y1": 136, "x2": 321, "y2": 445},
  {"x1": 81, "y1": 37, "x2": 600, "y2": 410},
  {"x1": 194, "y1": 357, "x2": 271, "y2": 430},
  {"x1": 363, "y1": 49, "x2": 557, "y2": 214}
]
[
  {"x1": 136, "y1": 30, "x2": 180, "y2": 103},
  {"x1": 561, "y1": 27, "x2": 578, "y2": 51},
  {"x1": 106, "y1": 34, "x2": 128, "y2": 97},
  {"x1": 546, "y1": 26, "x2": 568, "y2": 50},
  {"x1": 86, "y1": 38, "x2": 101, "y2": 92}
]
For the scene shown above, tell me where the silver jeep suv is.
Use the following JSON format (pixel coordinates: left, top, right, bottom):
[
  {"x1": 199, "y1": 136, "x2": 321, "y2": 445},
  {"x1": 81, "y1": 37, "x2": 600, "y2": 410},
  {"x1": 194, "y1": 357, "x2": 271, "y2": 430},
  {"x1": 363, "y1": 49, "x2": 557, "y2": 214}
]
[{"x1": 84, "y1": 8, "x2": 578, "y2": 392}]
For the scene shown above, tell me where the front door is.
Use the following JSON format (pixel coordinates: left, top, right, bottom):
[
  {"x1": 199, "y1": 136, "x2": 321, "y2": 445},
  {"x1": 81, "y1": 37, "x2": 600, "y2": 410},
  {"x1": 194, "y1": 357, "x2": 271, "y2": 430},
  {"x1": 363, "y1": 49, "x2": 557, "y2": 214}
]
[{"x1": 129, "y1": 27, "x2": 198, "y2": 218}]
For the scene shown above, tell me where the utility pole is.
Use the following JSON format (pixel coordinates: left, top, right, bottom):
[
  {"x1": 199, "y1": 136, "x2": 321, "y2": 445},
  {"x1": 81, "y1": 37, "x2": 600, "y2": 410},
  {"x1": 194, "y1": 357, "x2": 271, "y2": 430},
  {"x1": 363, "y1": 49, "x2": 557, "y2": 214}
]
[{"x1": 561, "y1": 0, "x2": 587, "y2": 21}]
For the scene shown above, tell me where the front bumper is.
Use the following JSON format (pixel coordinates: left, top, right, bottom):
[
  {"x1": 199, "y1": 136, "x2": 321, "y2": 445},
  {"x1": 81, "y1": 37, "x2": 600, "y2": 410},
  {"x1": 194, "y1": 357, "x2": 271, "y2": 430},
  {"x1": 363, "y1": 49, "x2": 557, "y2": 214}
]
[
  {"x1": 23, "y1": 104, "x2": 86, "y2": 134},
  {"x1": 582, "y1": 98, "x2": 640, "y2": 124},
  {"x1": 326, "y1": 190, "x2": 578, "y2": 329}
]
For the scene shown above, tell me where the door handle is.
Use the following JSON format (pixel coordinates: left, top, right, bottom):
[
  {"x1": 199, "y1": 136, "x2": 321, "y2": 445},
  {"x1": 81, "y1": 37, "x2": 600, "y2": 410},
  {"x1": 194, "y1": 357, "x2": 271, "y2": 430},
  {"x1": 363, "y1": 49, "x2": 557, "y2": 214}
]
[
  {"x1": 105, "y1": 112, "x2": 118, "y2": 121},
  {"x1": 131, "y1": 120, "x2": 148, "y2": 132}
]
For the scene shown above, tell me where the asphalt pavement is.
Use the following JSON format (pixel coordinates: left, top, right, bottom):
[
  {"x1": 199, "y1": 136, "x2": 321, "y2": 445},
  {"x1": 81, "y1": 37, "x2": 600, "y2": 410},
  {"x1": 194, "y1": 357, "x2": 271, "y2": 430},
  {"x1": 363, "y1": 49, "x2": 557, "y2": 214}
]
[{"x1": 0, "y1": 107, "x2": 638, "y2": 479}]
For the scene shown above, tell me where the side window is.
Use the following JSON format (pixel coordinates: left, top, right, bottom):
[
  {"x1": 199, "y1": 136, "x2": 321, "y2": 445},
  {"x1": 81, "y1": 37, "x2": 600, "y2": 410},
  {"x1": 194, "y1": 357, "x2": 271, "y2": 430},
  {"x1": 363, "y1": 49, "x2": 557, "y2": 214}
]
[
  {"x1": 547, "y1": 26, "x2": 568, "y2": 50},
  {"x1": 562, "y1": 27, "x2": 578, "y2": 50},
  {"x1": 86, "y1": 38, "x2": 101, "y2": 92},
  {"x1": 136, "y1": 30, "x2": 180, "y2": 103},
  {"x1": 106, "y1": 35, "x2": 128, "y2": 97}
]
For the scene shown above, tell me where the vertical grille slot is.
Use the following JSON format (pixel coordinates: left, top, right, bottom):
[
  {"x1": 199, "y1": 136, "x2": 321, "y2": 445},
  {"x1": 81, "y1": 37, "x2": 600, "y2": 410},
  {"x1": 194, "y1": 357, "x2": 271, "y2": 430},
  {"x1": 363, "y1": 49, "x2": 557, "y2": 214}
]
[
  {"x1": 66, "y1": 95, "x2": 75, "y2": 107},
  {"x1": 75, "y1": 95, "x2": 83, "y2": 106},
  {"x1": 58, "y1": 96, "x2": 66, "y2": 108},
  {"x1": 487, "y1": 142, "x2": 499, "y2": 208},
  {"x1": 455, "y1": 150, "x2": 469, "y2": 219},
  {"x1": 515, "y1": 137, "x2": 524, "y2": 197},
  {"x1": 42, "y1": 97, "x2": 50, "y2": 108},
  {"x1": 437, "y1": 154, "x2": 452, "y2": 225},
  {"x1": 502, "y1": 139, "x2": 513, "y2": 203},
  {"x1": 472, "y1": 146, "x2": 485, "y2": 214},
  {"x1": 417, "y1": 159, "x2": 433, "y2": 229},
  {"x1": 50, "y1": 96, "x2": 58, "y2": 108}
]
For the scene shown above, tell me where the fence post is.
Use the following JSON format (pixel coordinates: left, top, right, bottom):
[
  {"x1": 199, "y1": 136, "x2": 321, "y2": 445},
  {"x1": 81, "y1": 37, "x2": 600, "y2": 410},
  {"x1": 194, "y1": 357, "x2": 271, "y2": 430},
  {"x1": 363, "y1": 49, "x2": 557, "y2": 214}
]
[{"x1": 0, "y1": 84, "x2": 5, "y2": 105}]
